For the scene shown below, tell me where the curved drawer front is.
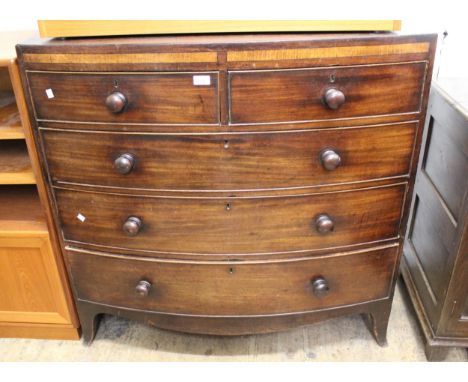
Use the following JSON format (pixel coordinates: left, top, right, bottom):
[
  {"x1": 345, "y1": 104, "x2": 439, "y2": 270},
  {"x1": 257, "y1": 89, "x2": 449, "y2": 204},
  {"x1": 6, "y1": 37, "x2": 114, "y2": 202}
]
[
  {"x1": 229, "y1": 62, "x2": 426, "y2": 124},
  {"x1": 67, "y1": 245, "x2": 397, "y2": 316},
  {"x1": 42, "y1": 122, "x2": 416, "y2": 191},
  {"x1": 56, "y1": 184, "x2": 405, "y2": 254},
  {"x1": 28, "y1": 71, "x2": 219, "y2": 124}
]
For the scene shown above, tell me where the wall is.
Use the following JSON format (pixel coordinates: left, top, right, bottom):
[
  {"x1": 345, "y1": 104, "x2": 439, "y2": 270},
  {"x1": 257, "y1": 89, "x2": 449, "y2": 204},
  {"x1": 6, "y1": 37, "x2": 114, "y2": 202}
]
[{"x1": 402, "y1": 19, "x2": 466, "y2": 79}]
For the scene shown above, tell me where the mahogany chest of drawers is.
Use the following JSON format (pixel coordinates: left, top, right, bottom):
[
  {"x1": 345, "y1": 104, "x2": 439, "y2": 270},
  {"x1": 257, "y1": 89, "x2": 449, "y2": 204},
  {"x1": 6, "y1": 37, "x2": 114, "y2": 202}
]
[{"x1": 17, "y1": 33, "x2": 436, "y2": 344}]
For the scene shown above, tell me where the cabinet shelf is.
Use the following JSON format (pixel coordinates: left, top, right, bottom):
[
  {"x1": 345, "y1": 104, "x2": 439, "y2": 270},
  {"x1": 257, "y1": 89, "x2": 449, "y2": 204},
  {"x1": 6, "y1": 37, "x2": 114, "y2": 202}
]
[
  {"x1": 0, "y1": 65, "x2": 25, "y2": 140},
  {"x1": 0, "y1": 140, "x2": 35, "y2": 184},
  {"x1": 0, "y1": 96, "x2": 23, "y2": 140},
  {"x1": 0, "y1": 185, "x2": 46, "y2": 234}
]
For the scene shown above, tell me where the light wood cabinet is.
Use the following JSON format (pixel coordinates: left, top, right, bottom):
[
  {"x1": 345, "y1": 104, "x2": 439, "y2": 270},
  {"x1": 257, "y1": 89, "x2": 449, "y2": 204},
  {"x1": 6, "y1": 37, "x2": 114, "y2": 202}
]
[
  {"x1": 0, "y1": 32, "x2": 79, "y2": 339},
  {"x1": 0, "y1": 188, "x2": 78, "y2": 338}
]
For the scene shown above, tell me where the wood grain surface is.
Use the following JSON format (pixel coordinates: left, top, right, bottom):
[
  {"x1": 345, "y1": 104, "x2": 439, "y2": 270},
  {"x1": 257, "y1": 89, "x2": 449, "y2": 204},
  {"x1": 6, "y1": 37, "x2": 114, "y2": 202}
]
[
  {"x1": 227, "y1": 42, "x2": 427, "y2": 62},
  {"x1": 16, "y1": 32, "x2": 436, "y2": 342},
  {"x1": 229, "y1": 62, "x2": 427, "y2": 124},
  {"x1": 16, "y1": 34, "x2": 435, "y2": 73},
  {"x1": 28, "y1": 71, "x2": 219, "y2": 124},
  {"x1": 0, "y1": 140, "x2": 35, "y2": 184},
  {"x1": 54, "y1": 184, "x2": 405, "y2": 255},
  {"x1": 41, "y1": 122, "x2": 417, "y2": 192},
  {"x1": 68, "y1": 245, "x2": 397, "y2": 316}
]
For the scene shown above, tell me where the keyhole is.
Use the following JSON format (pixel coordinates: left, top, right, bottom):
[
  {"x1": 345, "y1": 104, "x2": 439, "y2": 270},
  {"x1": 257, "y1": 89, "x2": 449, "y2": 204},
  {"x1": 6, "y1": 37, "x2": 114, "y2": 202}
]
[
  {"x1": 113, "y1": 79, "x2": 120, "y2": 88},
  {"x1": 224, "y1": 140, "x2": 229, "y2": 149},
  {"x1": 225, "y1": 203, "x2": 232, "y2": 211},
  {"x1": 228, "y1": 267, "x2": 235, "y2": 274},
  {"x1": 329, "y1": 74, "x2": 336, "y2": 83}
]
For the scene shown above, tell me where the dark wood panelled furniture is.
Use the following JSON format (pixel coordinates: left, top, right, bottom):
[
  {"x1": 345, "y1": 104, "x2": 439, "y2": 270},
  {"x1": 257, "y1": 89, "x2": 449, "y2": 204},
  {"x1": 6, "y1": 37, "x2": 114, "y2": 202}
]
[
  {"x1": 402, "y1": 81, "x2": 468, "y2": 361},
  {"x1": 17, "y1": 33, "x2": 436, "y2": 344}
]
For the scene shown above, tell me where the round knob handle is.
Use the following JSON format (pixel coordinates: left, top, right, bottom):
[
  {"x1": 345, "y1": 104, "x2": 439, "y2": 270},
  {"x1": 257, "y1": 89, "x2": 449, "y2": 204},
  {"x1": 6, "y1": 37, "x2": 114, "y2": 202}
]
[
  {"x1": 323, "y1": 88, "x2": 345, "y2": 110},
  {"x1": 312, "y1": 277, "x2": 329, "y2": 297},
  {"x1": 114, "y1": 154, "x2": 135, "y2": 175},
  {"x1": 105, "y1": 91, "x2": 127, "y2": 113},
  {"x1": 135, "y1": 280, "x2": 151, "y2": 296},
  {"x1": 320, "y1": 149, "x2": 342, "y2": 171},
  {"x1": 315, "y1": 214, "x2": 334, "y2": 234},
  {"x1": 123, "y1": 216, "x2": 142, "y2": 236}
]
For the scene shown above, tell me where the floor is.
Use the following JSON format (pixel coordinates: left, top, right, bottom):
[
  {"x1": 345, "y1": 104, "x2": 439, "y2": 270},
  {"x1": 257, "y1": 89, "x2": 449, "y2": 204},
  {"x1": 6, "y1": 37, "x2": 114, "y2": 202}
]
[{"x1": 1, "y1": 279, "x2": 467, "y2": 361}]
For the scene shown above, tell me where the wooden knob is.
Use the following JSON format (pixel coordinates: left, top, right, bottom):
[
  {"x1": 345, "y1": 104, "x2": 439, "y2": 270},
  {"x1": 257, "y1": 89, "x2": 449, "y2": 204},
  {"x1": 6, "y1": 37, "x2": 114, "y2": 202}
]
[
  {"x1": 105, "y1": 92, "x2": 127, "y2": 113},
  {"x1": 323, "y1": 88, "x2": 345, "y2": 110},
  {"x1": 312, "y1": 277, "x2": 329, "y2": 297},
  {"x1": 114, "y1": 154, "x2": 135, "y2": 175},
  {"x1": 123, "y1": 216, "x2": 142, "y2": 236},
  {"x1": 315, "y1": 214, "x2": 334, "y2": 234},
  {"x1": 320, "y1": 149, "x2": 342, "y2": 171},
  {"x1": 135, "y1": 280, "x2": 151, "y2": 296}
]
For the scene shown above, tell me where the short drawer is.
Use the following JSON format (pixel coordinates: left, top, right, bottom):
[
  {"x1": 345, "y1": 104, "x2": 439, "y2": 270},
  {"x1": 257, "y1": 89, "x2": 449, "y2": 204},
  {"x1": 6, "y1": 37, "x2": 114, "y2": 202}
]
[
  {"x1": 56, "y1": 184, "x2": 405, "y2": 255},
  {"x1": 28, "y1": 71, "x2": 219, "y2": 124},
  {"x1": 229, "y1": 62, "x2": 426, "y2": 124},
  {"x1": 68, "y1": 245, "x2": 397, "y2": 316},
  {"x1": 42, "y1": 122, "x2": 416, "y2": 191}
]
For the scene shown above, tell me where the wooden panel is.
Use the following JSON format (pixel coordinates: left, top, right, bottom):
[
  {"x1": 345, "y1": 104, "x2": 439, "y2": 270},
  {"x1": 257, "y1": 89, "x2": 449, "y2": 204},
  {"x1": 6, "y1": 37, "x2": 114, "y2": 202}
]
[
  {"x1": 0, "y1": 140, "x2": 35, "y2": 184},
  {"x1": 41, "y1": 122, "x2": 417, "y2": 192},
  {"x1": 442, "y1": 241, "x2": 468, "y2": 337},
  {"x1": 23, "y1": 52, "x2": 218, "y2": 65},
  {"x1": 55, "y1": 184, "x2": 405, "y2": 255},
  {"x1": 0, "y1": 235, "x2": 71, "y2": 325},
  {"x1": 0, "y1": 243, "x2": 60, "y2": 322},
  {"x1": 229, "y1": 62, "x2": 426, "y2": 125},
  {"x1": 406, "y1": 178, "x2": 457, "y2": 309},
  {"x1": 422, "y1": 92, "x2": 468, "y2": 222},
  {"x1": 28, "y1": 71, "x2": 220, "y2": 124},
  {"x1": 37, "y1": 20, "x2": 402, "y2": 38},
  {"x1": 68, "y1": 245, "x2": 397, "y2": 316},
  {"x1": 227, "y1": 42, "x2": 429, "y2": 62},
  {"x1": 0, "y1": 322, "x2": 79, "y2": 340}
]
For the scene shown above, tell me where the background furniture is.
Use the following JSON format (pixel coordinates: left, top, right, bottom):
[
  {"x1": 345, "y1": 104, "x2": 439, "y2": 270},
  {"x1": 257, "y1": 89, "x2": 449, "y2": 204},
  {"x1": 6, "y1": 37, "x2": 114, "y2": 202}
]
[
  {"x1": 402, "y1": 80, "x2": 468, "y2": 361},
  {"x1": 37, "y1": 20, "x2": 402, "y2": 38},
  {"x1": 17, "y1": 32, "x2": 435, "y2": 344},
  {"x1": 0, "y1": 32, "x2": 79, "y2": 340}
]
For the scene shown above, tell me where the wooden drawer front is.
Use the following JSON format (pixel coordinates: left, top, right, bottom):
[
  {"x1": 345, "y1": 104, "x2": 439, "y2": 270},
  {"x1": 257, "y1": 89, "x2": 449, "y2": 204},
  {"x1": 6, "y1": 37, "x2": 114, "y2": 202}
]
[
  {"x1": 28, "y1": 71, "x2": 219, "y2": 124},
  {"x1": 42, "y1": 122, "x2": 416, "y2": 191},
  {"x1": 229, "y1": 62, "x2": 426, "y2": 124},
  {"x1": 56, "y1": 184, "x2": 405, "y2": 254},
  {"x1": 68, "y1": 246, "x2": 397, "y2": 315}
]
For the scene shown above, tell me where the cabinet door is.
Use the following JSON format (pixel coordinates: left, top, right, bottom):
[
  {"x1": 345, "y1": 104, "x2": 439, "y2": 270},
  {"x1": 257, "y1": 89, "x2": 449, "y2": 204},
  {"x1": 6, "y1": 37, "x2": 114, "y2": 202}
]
[
  {"x1": 0, "y1": 234, "x2": 73, "y2": 325},
  {"x1": 440, "y1": 229, "x2": 468, "y2": 337}
]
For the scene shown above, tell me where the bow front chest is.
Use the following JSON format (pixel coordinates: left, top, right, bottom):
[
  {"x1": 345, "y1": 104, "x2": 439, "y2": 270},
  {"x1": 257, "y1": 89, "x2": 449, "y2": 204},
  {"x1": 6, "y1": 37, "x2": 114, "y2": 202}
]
[{"x1": 17, "y1": 33, "x2": 436, "y2": 344}]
